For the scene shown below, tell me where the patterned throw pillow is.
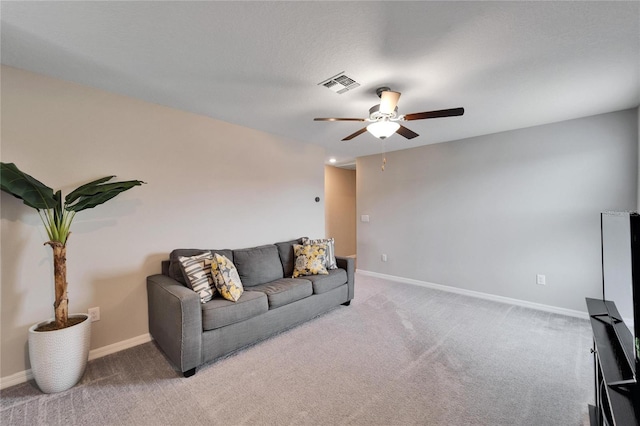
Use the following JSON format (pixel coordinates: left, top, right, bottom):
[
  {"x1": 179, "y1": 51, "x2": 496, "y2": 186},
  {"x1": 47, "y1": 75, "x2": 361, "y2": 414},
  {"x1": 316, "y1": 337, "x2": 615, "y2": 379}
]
[
  {"x1": 302, "y1": 237, "x2": 337, "y2": 270},
  {"x1": 178, "y1": 253, "x2": 216, "y2": 303},
  {"x1": 293, "y1": 244, "x2": 329, "y2": 278},
  {"x1": 213, "y1": 253, "x2": 244, "y2": 302}
]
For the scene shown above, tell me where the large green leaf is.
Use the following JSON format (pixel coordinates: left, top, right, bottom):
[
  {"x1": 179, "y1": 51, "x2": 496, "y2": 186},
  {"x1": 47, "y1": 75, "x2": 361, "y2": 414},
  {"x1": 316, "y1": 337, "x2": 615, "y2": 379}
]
[
  {"x1": 0, "y1": 162, "x2": 56, "y2": 210},
  {"x1": 66, "y1": 180, "x2": 145, "y2": 212},
  {"x1": 65, "y1": 175, "x2": 115, "y2": 205}
]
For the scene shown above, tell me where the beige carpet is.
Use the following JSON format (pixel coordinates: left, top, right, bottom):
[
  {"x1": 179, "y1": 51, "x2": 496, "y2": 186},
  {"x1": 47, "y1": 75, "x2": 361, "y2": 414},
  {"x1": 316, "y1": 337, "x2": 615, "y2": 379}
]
[{"x1": 1, "y1": 273, "x2": 593, "y2": 425}]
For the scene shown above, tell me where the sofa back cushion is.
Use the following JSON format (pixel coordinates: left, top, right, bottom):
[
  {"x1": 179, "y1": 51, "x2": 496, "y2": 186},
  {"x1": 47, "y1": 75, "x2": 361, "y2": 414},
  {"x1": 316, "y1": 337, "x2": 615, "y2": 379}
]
[
  {"x1": 275, "y1": 238, "x2": 305, "y2": 278},
  {"x1": 168, "y1": 249, "x2": 233, "y2": 285},
  {"x1": 232, "y1": 244, "x2": 283, "y2": 287}
]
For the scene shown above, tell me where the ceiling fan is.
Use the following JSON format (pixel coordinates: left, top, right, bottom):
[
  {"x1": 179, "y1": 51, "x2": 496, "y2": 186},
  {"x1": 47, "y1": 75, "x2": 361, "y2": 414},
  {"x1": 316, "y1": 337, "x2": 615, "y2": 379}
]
[{"x1": 314, "y1": 87, "x2": 464, "y2": 141}]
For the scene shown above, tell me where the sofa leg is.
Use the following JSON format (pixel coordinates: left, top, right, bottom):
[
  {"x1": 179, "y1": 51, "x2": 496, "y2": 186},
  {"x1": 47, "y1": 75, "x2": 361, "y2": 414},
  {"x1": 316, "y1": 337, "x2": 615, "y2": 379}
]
[
  {"x1": 342, "y1": 300, "x2": 351, "y2": 306},
  {"x1": 183, "y1": 368, "x2": 196, "y2": 378}
]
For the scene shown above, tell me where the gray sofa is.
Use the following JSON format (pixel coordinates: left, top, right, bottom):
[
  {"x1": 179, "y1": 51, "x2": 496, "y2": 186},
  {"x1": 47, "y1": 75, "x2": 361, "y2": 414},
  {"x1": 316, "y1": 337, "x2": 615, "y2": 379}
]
[{"x1": 146, "y1": 238, "x2": 355, "y2": 377}]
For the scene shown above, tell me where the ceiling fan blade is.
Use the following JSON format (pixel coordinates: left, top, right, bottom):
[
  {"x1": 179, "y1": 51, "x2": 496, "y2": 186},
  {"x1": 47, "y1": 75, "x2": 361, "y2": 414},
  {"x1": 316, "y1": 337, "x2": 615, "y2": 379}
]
[
  {"x1": 379, "y1": 91, "x2": 401, "y2": 114},
  {"x1": 403, "y1": 107, "x2": 465, "y2": 121},
  {"x1": 314, "y1": 117, "x2": 366, "y2": 122},
  {"x1": 341, "y1": 127, "x2": 368, "y2": 141},
  {"x1": 396, "y1": 125, "x2": 419, "y2": 139}
]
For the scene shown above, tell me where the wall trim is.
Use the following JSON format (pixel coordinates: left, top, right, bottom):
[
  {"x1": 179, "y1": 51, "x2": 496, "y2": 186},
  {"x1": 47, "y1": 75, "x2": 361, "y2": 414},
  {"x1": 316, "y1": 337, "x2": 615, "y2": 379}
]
[
  {"x1": 357, "y1": 269, "x2": 589, "y2": 319},
  {"x1": 0, "y1": 333, "x2": 153, "y2": 390},
  {"x1": 87, "y1": 333, "x2": 153, "y2": 361}
]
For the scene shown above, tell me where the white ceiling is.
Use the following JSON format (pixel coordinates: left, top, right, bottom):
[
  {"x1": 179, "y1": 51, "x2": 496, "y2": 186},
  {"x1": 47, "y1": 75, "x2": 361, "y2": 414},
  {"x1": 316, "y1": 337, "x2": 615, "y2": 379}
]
[{"x1": 2, "y1": 1, "x2": 639, "y2": 167}]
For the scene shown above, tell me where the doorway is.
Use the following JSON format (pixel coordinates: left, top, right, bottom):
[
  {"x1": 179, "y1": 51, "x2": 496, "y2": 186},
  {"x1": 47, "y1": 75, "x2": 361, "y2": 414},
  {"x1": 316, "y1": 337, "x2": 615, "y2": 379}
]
[{"x1": 324, "y1": 165, "x2": 357, "y2": 258}]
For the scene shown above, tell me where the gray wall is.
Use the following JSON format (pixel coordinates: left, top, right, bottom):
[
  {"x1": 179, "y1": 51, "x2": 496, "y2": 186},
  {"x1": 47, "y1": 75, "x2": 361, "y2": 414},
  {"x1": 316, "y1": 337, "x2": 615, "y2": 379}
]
[{"x1": 357, "y1": 109, "x2": 638, "y2": 312}]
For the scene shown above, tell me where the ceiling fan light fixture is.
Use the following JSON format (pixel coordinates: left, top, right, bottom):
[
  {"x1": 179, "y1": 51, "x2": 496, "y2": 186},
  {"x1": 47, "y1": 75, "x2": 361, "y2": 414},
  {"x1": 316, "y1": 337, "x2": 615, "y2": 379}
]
[{"x1": 367, "y1": 121, "x2": 400, "y2": 139}]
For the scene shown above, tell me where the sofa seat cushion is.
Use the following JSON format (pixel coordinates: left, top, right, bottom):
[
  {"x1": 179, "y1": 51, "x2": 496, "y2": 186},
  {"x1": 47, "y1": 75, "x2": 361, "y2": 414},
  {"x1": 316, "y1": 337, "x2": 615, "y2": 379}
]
[
  {"x1": 249, "y1": 278, "x2": 313, "y2": 309},
  {"x1": 298, "y1": 268, "x2": 347, "y2": 295},
  {"x1": 201, "y1": 290, "x2": 268, "y2": 331}
]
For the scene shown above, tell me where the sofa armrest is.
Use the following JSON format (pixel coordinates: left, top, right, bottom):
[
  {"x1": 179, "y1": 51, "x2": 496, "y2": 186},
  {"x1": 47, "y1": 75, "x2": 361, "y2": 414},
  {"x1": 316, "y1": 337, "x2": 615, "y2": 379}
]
[
  {"x1": 335, "y1": 256, "x2": 355, "y2": 301},
  {"x1": 147, "y1": 274, "x2": 202, "y2": 373}
]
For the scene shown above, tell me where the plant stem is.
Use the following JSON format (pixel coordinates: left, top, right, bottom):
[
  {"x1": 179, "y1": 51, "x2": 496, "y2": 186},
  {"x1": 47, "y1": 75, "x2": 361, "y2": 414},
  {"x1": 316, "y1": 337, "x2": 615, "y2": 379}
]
[{"x1": 46, "y1": 241, "x2": 68, "y2": 328}]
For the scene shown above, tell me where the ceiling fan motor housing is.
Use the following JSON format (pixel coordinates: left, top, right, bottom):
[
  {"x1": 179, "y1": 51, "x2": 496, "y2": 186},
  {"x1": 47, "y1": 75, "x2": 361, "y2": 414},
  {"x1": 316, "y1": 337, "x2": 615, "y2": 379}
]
[
  {"x1": 369, "y1": 104, "x2": 398, "y2": 121},
  {"x1": 375, "y1": 86, "x2": 391, "y2": 97}
]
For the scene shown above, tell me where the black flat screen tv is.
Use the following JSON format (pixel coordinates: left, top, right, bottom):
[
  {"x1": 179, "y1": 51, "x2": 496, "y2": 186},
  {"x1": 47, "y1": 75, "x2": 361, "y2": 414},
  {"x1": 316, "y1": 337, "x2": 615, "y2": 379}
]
[{"x1": 601, "y1": 211, "x2": 640, "y2": 384}]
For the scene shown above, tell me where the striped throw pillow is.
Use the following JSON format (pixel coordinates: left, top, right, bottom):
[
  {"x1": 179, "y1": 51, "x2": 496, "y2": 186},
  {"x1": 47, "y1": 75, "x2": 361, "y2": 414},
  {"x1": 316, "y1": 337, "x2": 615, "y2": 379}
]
[{"x1": 178, "y1": 252, "x2": 216, "y2": 303}]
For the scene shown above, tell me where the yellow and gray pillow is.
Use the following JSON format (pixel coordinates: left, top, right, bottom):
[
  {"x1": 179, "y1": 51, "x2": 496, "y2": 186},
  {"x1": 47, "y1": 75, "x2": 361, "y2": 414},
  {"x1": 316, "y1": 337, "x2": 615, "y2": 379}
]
[
  {"x1": 293, "y1": 243, "x2": 329, "y2": 277},
  {"x1": 213, "y1": 253, "x2": 244, "y2": 302},
  {"x1": 302, "y1": 237, "x2": 337, "y2": 270}
]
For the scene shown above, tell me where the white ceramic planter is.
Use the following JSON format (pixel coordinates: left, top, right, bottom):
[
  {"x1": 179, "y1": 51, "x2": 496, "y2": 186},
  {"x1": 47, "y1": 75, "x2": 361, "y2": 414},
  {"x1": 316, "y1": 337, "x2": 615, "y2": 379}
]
[{"x1": 28, "y1": 313, "x2": 91, "y2": 393}]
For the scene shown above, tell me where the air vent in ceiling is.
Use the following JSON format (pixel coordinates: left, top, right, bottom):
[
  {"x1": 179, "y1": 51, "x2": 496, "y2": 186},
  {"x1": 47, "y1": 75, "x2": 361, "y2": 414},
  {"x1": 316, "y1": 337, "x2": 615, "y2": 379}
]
[{"x1": 318, "y1": 72, "x2": 360, "y2": 94}]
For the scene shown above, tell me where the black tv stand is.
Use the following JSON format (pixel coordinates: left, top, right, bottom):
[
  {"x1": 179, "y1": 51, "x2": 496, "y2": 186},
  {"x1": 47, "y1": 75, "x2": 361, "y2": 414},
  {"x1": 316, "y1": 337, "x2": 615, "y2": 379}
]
[{"x1": 585, "y1": 298, "x2": 639, "y2": 426}]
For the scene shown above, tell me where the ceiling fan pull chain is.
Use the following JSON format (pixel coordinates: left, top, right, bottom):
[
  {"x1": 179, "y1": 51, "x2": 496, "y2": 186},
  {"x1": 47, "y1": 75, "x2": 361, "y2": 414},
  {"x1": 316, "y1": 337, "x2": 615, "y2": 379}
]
[{"x1": 381, "y1": 140, "x2": 387, "y2": 171}]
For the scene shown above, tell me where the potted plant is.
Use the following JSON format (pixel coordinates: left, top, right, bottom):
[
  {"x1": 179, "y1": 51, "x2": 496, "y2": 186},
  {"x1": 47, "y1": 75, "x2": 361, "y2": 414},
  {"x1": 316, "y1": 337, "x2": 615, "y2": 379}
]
[{"x1": 0, "y1": 162, "x2": 144, "y2": 393}]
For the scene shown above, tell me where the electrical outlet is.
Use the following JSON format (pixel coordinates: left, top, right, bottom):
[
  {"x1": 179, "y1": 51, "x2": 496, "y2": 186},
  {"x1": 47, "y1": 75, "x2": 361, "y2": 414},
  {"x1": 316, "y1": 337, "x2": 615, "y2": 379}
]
[
  {"x1": 536, "y1": 274, "x2": 546, "y2": 286},
  {"x1": 381, "y1": 254, "x2": 388, "y2": 262},
  {"x1": 88, "y1": 307, "x2": 100, "y2": 322}
]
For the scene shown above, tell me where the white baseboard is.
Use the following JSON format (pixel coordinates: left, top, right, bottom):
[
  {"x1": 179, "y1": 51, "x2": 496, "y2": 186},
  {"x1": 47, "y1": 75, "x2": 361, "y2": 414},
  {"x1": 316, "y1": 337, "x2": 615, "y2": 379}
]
[
  {"x1": 0, "y1": 369, "x2": 32, "y2": 391},
  {"x1": 356, "y1": 269, "x2": 589, "y2": 319},
  {"x1": 87, "y1": 333, "x2": 153, "y2": 361},
  {"x1": 0, "y1": 333, "x2": 153, "y2": 390}
]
